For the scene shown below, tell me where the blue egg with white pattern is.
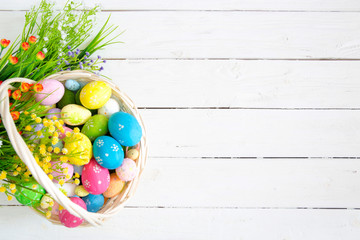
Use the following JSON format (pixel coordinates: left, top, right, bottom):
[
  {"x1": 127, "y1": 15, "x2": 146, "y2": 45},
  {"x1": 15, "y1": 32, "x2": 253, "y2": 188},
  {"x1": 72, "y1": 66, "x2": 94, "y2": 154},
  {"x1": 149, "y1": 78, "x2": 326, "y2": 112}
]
[
  {"x1": 65, "y1": 79, "x2": 81, "y2": 91},
  {"x1": 82, "y1": 194, "x2": 104, "y2": 213},
  {"x1": 108, "y1": 112, "x2": 142, "y2": 147},
  {"x1": 52, "y1": 140, "x2": 63, "y2": 149},
  {"x1": 93, "y1": 136, "x2": 124, "y2": 170}
]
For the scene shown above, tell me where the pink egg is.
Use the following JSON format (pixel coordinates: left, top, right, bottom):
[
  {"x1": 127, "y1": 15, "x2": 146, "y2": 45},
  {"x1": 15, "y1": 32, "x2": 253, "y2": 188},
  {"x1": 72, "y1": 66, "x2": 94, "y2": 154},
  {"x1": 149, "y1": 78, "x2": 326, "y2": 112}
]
[
  {"x1": 116, "y1": 158, "x2": 137, "y2": 181},
  {"x1": 34, "y1": 79, "x2": 65, "y2": 106},
  {"x1": 59, "y1": 197, "x2": 87, "y2": 228},
  {"x1": 50, "y1": 161, "x2": 74, "y2": 183},
  {"x1": 82, "y1": 158, "x2": 110, "y2": 195},
  {"x1": 59, "y1": 126, "x2": 73, "y2": 139},
  {"x1": 51, "y1": 201, "x2": 60, "y2": 215}
]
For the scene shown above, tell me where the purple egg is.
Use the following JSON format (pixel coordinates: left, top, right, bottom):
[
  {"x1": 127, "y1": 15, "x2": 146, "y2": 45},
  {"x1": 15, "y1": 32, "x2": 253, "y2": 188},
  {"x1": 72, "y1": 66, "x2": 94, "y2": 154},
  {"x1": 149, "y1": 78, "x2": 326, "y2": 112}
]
[{"x1": 47, "y1": 108, "x2": 61, "y2": 119}]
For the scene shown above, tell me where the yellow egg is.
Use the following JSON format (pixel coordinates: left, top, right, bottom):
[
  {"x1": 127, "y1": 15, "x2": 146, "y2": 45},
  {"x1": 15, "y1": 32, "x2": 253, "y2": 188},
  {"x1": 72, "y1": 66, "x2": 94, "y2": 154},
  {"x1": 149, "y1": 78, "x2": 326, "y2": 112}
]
[
  {"x1": 79, "y1": 81, "x2": 112, "y2": 109},
  {"x1": 64, "y1": 133, "x2": 92, "y2": 165}
]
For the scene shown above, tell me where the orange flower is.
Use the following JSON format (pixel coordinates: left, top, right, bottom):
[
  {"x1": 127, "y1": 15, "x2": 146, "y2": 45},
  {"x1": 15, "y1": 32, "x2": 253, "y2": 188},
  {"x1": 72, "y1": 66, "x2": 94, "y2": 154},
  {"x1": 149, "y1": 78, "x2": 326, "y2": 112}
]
[
  {"x1": 9, "y1": 55, "x2": 18, "y2": 65},
  {"x1": 0, "y1": 81, "x2": 3, "y2": 86},
  {"x1": 9, "y1": 103, "x2": 15, "y2": 111},
  {"x1": 21, "y1": 42, "x2": 30, "y2": 51},
  {"x1": 20, "y1": 82, "x2": 31, "y2": 92},
  {"x1": 36, "y1": 51, "x2": 45, "y2": 61},
  {"x1": 29, "y1": 36, "x2": 37, "y2": 44},
  {"x1": 0, "y1": 39, "x2": 10, "y2": 49},
  {"x1": 11, "y1": 111, "x2": 20, "y2": 121},
  {"x1": 12, "y1": 89, "x2": 22, "y2": 100},
  {"x1": 33, "y1": 83, "x2": 43, "y2": 92},
  {"x1": 8, "y1": 89, "x2": 11, "y2": 96}
]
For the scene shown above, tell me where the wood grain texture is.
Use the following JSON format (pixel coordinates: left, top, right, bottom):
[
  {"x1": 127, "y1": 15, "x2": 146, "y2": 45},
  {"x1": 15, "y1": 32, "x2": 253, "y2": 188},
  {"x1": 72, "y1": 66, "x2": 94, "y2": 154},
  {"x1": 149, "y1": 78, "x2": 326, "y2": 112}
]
[
  {"x1": 104, "y1": 60, "x2": 360, "y2": 108},
  {"x1": 2, "y1": 158, "x2": 360, "y2": 208},
  {"x1": 2, "y1": 12, "x2": 360, "y2": 59},
  {"x1": 2, "y1": 0, "x2": 360, "y2": 11},
  {"x1": 1, "y1": 207, "x2": 360, "y2": 240},
  {"x1": 140, "y1": 109, "x2": 360, "y2": 157}
]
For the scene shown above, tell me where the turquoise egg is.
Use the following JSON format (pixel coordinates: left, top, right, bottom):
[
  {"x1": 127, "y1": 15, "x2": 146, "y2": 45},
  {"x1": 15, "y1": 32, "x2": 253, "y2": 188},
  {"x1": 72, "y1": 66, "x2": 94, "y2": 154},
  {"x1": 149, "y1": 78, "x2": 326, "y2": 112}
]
[
  {"x1": 108, "y1": 112, "x2": 142, "y2": 147},
  {"x1": 93, "y1": 136, "x2": 124, "y2": 169},
  {"x1": 65, "y1": 79, "x2": 81, "y2": 91},
  {"x1": 82, "y1": 194, "x2": 104, "y2": 213},
  {"x1": 52, "y1": 140, "x2": 63, "y2": 149}
]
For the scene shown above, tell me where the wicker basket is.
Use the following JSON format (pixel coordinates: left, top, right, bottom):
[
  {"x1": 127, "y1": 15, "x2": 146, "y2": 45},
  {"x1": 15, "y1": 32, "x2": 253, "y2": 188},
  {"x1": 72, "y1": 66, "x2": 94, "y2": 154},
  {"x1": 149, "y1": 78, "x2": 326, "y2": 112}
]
[{"x1": 0, "y1": 70, "x2": 148, "y2": 227}]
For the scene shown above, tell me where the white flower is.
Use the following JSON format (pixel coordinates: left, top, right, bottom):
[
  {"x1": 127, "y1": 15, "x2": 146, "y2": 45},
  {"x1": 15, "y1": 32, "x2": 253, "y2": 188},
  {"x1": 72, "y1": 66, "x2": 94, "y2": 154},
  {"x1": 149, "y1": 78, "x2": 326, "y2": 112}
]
[
  {"x1": 43, "y1": 48, "x2": 48, "y2": 54},
  {"x1": 43, "y1": 37, "x2": 48, "y2": 42},
  {"x1": 0, "y1": 140, "x2": 2, "y2": 148},
  {"x1": 59, "y1": 52, "x2": 64, "y2": 56}
]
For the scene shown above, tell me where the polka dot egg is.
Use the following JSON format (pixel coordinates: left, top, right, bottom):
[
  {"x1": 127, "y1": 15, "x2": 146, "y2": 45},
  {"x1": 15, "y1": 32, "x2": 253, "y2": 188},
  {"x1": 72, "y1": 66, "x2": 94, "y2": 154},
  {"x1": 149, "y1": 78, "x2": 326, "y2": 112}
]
[
  {"x1": 116, "y1": 158, "x2": 137, "y2": 181},
  {"x1": 79, "y1": 81, "x2": 112, "y2": 109},
  {"x1": 82, "y1": 158, "x2": 110, "y2": 195},
  {"x1": 108, "y1": 112, "x2": 142, "y2": 147}
]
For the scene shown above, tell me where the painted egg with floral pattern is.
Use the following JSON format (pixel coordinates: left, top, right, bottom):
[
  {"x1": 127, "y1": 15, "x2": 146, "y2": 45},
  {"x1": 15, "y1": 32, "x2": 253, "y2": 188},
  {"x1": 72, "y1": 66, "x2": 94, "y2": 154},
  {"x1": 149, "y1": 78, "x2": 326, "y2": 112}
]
[
  {"x1": 82, "y1": 158, "x2": 110, "y2": 195},
  {"x1": 34, "y1": 79, "x2": 65, "y2": 106},
  {"x1": 93, "y1": 136, "x2": 124, "y2": 170},
  {"x1": 59, "y1": 197, "x2": 87, "y2": 228},
  {"x1": 82, "y1": 194, "x2": 104, "y2": 213},
  {"x1": 108, "y1": 112, "x2": 142, "y2": 147},
  {"x1": 79, "y1": 81, "x2": 112, "y2": 109},
  {"x1": 61, "y1": 104, "x2": 91, "y2": 126},
  {"x1": 81, "y1": 115, "x2": 109, "y2": 142}
]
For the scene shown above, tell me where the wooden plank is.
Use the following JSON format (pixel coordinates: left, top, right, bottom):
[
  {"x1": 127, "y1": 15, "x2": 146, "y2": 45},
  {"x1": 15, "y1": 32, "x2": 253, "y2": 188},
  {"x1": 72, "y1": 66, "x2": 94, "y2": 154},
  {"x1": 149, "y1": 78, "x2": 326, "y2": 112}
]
[
  {"x1": 2, "y1": 158, "x2": 360, "y2": 208},
  {"x1": 140, "y1": 109, "x2": 360, "y2": 158},
  {"x1": 2, "y1": 12, "x2": 360, "y2": 59},
  {"x1": 2, "y1": 0, "x2": 360, "y2": 11},
  {"x1": 103, "y1": 60, "x2": 360, "y2": 108},
  {"x1": 1, "y1": 206, "x2": 360, "y2": 239}
]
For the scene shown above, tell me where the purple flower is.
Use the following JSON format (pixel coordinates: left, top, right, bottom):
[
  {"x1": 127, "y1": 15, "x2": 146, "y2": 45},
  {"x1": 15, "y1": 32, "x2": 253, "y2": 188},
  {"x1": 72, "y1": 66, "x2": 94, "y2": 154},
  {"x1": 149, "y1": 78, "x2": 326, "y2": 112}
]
[
  {"x1": 80, "y1": 65, "x2": 83, "y2": 69},
  {"x1": 64, "y1": 60, "x2": 69, "y2": 65},
  {"x1": 67, "y1": 67, "x2": 71, "y2": 71},
  {"x1": 87, "y1": 63, "x2": 91, "y2": 66},
  {"x1": 67, "y1": 46, "x2": 71, "y2": 49},
  {"x1": 97, "y1": 55, "x2": 101, "y2": 59},
  {"x1": 67, "y1": 51, "x2": 73, "y2": 57},
  {"x1": 76, "y1": 48, "x2": 80, "y2": 55},
  {"x1": 99, "y1": 66, "x2": 104, "y2": 71},
  {"x1": 85, "y1": 52, "x2": 90, "y2": 56},
  {"x1": 79, "y1": 61, "x2": 83, "y2": 65},
  {"x1": 57, "y1": 62, "x2": 61, "y2": 65},
  {"x1": 84, "y1": 56, "x2": 87, "y2": 60},
  {"x1": 90, "y1": 60, "x2": 93, "y2": 63},
  {"x1": 83, "y1": 61, "x2": 86, "y2": 64},
  {"x1": 103, "y1": 60, "x2": 106, "y2": 63}
]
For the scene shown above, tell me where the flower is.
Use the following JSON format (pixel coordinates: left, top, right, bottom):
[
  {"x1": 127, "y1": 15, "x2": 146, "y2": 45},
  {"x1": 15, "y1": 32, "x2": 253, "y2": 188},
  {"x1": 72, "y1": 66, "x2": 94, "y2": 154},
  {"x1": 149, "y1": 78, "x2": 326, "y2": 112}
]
[
  {"x1": 43, "y1": 48, "x2": 48, "y2": 54},
  {"x1": 33, "y1": 83, "x2": 43, "y2": 92},
  {"x1": 8, "y1": 55, "x2": 18, "y2": 65},
  {"x1": 12, "y1": 89, "x2": 22, "y2": 100},
  {"x1": 29, "y1": 36, "x2": 37, "y2": 44},
  {"x1": 0, "y1": 140, "x2": 2, "y2": 148},
  {"x1": 43, "y1": 37, "x2": 48, "y2": 41},
  {"x1": 11, "y1": 111, "x2": 20, "y2": 121},
  {"x1": 0, "y1": 39, "x2": 10, "y2": 48},
  {"x1": 7, "y1": 195, "x2": 12, "y2": 201},
  {"x1": 20, "y1": 82, "x2": 31, "y2": 92},
  {"x1": 36, "y1": 51, "x2": 45, "y2": 60},
  {"x1": 21, "y1": 42, "x2": 30, "y2": 51}
]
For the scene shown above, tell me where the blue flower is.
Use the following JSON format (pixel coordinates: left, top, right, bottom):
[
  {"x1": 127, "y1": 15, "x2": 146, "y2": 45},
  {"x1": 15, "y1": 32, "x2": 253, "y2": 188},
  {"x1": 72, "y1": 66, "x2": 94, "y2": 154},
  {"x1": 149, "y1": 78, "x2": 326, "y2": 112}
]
[
  {"x1": 85, "y1": 52, "x2": 90, "y2": 56},
  {"x1": 67, "y1": 45, "x2": 71, "y2": 49}
]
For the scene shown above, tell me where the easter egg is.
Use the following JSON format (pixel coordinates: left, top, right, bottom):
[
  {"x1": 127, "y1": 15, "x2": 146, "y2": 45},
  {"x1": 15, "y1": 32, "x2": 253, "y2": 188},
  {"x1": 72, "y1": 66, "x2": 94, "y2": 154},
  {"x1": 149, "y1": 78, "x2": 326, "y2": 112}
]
[
  {"x1": 127, "y1": 149, "x2": 139, "y2": 161},
  {"x1": 54, "y1": 183, "x2": 77, "y2": 197},
  {"x1": 75, "y1": 88, "x2": 82, "y2": 105},
  {"x1": 50, "y1": 161, "x2": 74, "y2": 183},
  {"x1": 65, "y1": 79, "x2": 81, "y2": 91},
  {"x1": 61, "y1": 104, "x2": 91, "y2": 126},
  {"x1": 79, "y1": 81, "x2": 112, "y2": 109},
  {"x1": 51, "y1": 201, "x2": 60, "y2": 216},
  {"x1": 15, "y1": 180, "x2": 46, "y2": 206},
  {"x1": 59, "y1": 197, "x2": 86, "y2": 228},
  {"x1": 47, "y1": 108, "x2": 61, "y2": 119},
  {"x1": 103, "y1": 173, "x2": 125, "y2": 198},
  {"x1": 58, "y1": 126, "x2": 73, "y2": 139},
  {"x1": 116, "y1": 158, "x2": 137, "y2": 182},
  {"x1": 57, "y1": 89, "x2": 75, "y2": 109},
  {"x1": 75, "y1": 185, "x2": 89, "y2": 197},
  {"x1": 52, "y1": 140, "x2": 63, "y2": 149},
  {"x1": 82, "y1": 194, "x2": 104, "y2": 213},
  {"x1": 73, "y1": 165, "x2": 84, "y2": 176},
  {"x1": 82, "y1": 158, "x2": 110, "y2": 195},
  {"x1": 108, "y1": 112, "x2": 142, "y2": 146},
  {"x1": 40, "y1": 194, "x2": 54, "y2": 209},
  {"x1": 64, "y1": 133, "x2": 92, "y2": 165},
  {"x1": 93, "y1": 136, "x2": 124, "y2": 170},
  {"x1": 35, "y1": 79, "x2": 65, "y2": 106},
  {"x1": 81, "y1": 115, "x2": 109, "y2": 142},
  {"x1": 98, "y1": 98, "x2": 120, "y2": 118}
]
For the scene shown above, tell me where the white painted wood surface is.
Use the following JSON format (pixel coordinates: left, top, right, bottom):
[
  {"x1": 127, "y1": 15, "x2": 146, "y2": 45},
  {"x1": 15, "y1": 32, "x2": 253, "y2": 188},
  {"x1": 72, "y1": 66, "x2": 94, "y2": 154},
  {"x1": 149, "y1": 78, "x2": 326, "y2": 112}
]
[{"x1": 1, "y1": 0, "x2": 360, "y2": 239}]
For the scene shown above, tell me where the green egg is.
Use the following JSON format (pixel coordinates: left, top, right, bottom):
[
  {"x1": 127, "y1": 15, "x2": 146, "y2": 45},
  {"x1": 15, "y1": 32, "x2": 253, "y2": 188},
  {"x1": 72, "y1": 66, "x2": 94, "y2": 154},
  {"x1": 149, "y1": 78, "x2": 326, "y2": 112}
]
[
  {"x1": 81, "y1": 114, "x2": 109, "y2": 141},
  {"x1": 57, "y1": 89, "x2": 75, "y2": 109},
  {"x1": 15, "y1": 180, "x2": 46, "y2": 207}
]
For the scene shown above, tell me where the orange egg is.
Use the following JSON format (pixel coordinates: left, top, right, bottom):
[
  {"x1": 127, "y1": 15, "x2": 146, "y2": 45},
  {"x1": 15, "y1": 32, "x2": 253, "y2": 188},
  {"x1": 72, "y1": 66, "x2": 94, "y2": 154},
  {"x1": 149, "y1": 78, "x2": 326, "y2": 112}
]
[{"x1": 103, "y1": 173, "x2": 125, "y2": 198}]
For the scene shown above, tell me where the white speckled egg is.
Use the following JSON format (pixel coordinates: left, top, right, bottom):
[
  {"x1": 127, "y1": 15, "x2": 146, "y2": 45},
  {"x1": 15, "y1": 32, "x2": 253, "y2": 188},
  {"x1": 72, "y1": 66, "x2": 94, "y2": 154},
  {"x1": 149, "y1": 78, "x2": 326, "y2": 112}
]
[{"x1": 98, "y1": 98, "x2": 120, "y2": 118}]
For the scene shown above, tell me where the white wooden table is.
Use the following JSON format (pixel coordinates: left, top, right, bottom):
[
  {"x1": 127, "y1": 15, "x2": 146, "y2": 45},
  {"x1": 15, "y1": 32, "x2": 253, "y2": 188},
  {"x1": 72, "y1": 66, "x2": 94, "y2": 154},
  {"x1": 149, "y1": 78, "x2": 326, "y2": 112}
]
[{"x1": 1, "y1": 0, "x2": 360, "y2": 239}]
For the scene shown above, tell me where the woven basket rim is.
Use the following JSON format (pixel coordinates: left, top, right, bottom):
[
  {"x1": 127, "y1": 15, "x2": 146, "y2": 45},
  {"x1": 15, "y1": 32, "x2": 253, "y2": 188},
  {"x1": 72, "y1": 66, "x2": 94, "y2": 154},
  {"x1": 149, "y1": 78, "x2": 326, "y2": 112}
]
[{"x1": 0, "y1": 70, "x2": 148, "y2": 227}]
